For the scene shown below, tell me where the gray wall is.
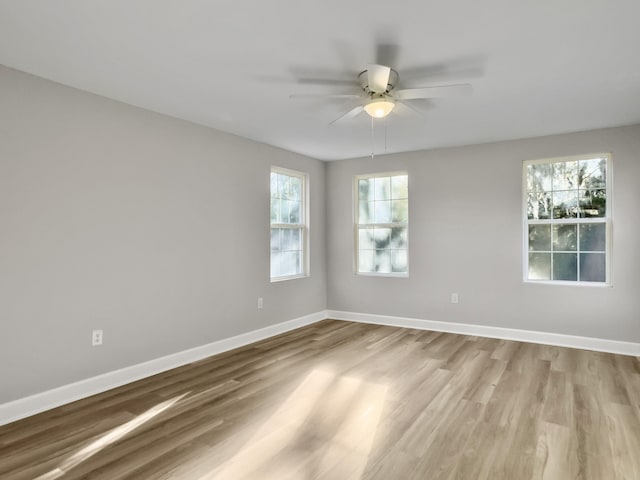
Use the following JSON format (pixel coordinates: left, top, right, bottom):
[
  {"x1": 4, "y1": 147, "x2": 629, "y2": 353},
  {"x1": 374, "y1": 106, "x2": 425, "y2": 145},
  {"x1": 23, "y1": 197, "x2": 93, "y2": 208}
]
[
  {"x1": 0, "y1": 65, "x2": 326, "y2": 403},
  {"x1": 2, "y1": 62, "x2": 638, "y2": 406},
  {"x1": 326, "y1": 125, "x2": 640, "y2": 343}
]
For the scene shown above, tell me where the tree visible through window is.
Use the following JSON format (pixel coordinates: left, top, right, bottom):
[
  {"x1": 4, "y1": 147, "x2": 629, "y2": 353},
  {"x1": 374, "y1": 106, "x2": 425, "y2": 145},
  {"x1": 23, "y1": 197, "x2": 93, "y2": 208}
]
[
  {"x1": 270, "y1": 167, "x2": 307, "y2": 280},
  {"x1": 524, "y1": 154, "x2": 610, "y2": 284},
  {"x1": 355, "y1": 173, "x2": 408, "y2": 275}
]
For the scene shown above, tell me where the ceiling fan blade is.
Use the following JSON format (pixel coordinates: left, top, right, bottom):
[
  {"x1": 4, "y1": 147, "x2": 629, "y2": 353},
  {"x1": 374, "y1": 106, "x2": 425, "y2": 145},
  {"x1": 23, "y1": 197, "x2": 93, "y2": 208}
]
[
  {"x1": 395, "y1": 84, "x2": 472, "y2": 100},
  {"x1": 395, "y1": 100, "x2": 426, "y2": 118},
  {"x1": 290, "y1": 93, "x2": 361, "y2": 100},
  {"x1": 297, "y1": 78, "x2": 360, "y2": 86},
  {"x1": 367, "y1": 64, "x2": 391, "y2": 93},
  {"x1": 329, "y1": 105, "x2": 364, "y2": 125},
  {"x1": 288, "y1": 65, "x2": 360, "y2": 87}
]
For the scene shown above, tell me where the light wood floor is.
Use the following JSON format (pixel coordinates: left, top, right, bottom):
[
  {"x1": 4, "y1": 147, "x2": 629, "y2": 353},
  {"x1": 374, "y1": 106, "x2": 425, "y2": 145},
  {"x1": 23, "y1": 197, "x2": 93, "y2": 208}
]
[{"x1": 1, "y1": 320, "x2": 640, "y2": 479}]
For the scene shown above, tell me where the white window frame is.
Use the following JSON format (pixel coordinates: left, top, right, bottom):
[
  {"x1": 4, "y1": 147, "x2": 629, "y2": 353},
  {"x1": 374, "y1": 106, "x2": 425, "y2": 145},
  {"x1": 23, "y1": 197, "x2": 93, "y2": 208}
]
[
  {"x1": 522, "y1": 153, "x2": 612, "y2": 286},
  {"x1": 270, "y1": 166, "x2": 309, "y2": 282},
  {"x1": 354, "y1": 171, "x2": 409, "y2": 277}
]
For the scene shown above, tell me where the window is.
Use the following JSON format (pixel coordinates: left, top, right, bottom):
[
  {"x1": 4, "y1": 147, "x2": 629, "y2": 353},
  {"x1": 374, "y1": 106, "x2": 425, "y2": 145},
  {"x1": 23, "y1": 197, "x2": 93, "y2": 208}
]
[
  {"x1": 355, "y1": 172, "x2": 408, "y2": 275},
  {"x1": 270, "y1": 167, "x2": 308, "y2": 281},
  {"x1": 524, "y1": 154, "x2": 611, "y2": 284}
]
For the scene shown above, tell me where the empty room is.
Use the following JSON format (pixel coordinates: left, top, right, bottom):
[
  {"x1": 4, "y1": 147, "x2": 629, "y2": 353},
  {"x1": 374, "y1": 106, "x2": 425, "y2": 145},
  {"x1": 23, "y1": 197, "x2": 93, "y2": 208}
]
[{"x1": 1, "y1": 1, "x2": 639, "y2": 479}]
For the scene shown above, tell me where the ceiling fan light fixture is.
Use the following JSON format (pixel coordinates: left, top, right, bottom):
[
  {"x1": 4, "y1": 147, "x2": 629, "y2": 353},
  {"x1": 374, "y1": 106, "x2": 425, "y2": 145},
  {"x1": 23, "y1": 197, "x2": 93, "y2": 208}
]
[{"x1": 364, "y1": 98, "x2": 395, "y2": 118}]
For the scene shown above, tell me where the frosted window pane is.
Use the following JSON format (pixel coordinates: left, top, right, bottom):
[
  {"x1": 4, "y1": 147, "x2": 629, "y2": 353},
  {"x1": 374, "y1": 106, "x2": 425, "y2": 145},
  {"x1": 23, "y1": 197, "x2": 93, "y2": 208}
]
[
  {"x1": 552, "y1": 161, "x2": 578, "y2": 190},
  {"x1": 374, "y1": 228, "x2": 391, "y2": 249},
  {"x1": 280, "y1": 200, "x2": 291, "y2": 224},
  {"x1": 579, "y1": 224, "x2": 606, "y2": 251},
  {"x1": 580, "y1": 253, "x2": 605, "y2": 282},
  {"x1": 270, "y1": 251, "x2": 281, "y2": 277},
  {"x1": 578, "y1": 158, "x2": 606, "y2": 190},
  {"x1": 281, "y1": 229, "x2": 291, "y2": 251},
  {"x1": 391, "y1": 250, "x2": 407, "y2": 272},
  {"x1": 553, "y1": 253, "x2": 577, "y2": 281},
  {"x1": 390, "y1": 227, "x2": 407, "y2": 249},
  {"x1": 278, "y1": 174, "x2": 290, "y2": 199},
  {"x1": 270, "y1": 229, "x2": 282, "y2": 252},
  {"x1": 359, "y1": 250, "x2": 375, "y2": 273},
  {"x1": 374, "y1": 177, "x2": 391, "y2": 201},
  {"x1": 359, "y1": 178, "x2": 373, "y2": 203},
  {"x1": 375, "y1": 250, "x2": 392, "y2": 273},
  {"x1": 271, "y1": 198, "x2": 281, "y2": 223},
  {"x1": 552, "y1": 191, "x2": 578, "y2": 218},
  {"x1": 358, "y1": 228, "x2": 375, "y2": 250},
  {"x1": 528, "y1": 253, "x2": 551, "y2": 280},
  {"x1": 578, "y1": 189, "x2": 606, "y2": 218},
  {"x1": 527, "y1": 192, "x2": 551, "y2": 220},
  {"x1": 359, "y1": 201, "x2": 372, "y2": 224},
  {"x1": 271, "y1": 169, "x2": 306, "y2": 279},
  {"x1": 553, "y1": 224, "x2": 577, "y2": 251},
  {"x1": 281, "y1": 229, "x2": 301, "y2": 252},
  {"x1": 367, "y1": 201, "x2": 376, "y2": 223},
  {"x1": 289, "y1": 177, "x2": 301, "y2": 201},
  {"x1": 527, "y1": 164, "x2": 552, "y2": 192},
  {"x1": 529, "y1": 225, "x2": 551, "y2": 251},
  {"x1": 374, "y1": 200, "x2": 391, "y2": 223},
  {"x1": 392, "y1": 199, "x2": 408, "y2": 223},
  {"x1": 294, "y1": 252, "x2": 302, "y2": 275},
  {"x1": 280, "y1": 251, "x2": 300, "y2": 276},
  {"x1": 391, "y1": 175, "x2": 408, "y2": 199},
  {"x1": 289, "y1": 201, "x2": 301, "y2": 224},
  {"x1": 290, "y1": 228, "x2": 301, "y2": 251},
  {"x1": 356, "y1": 173, "x2": 408, "y2": 276}
]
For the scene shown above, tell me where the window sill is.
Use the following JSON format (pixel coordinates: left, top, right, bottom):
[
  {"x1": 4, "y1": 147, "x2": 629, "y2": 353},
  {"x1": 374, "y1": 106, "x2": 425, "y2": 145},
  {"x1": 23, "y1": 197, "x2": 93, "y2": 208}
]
[
  {"x1": 356, "y1": 272, "x2": 409, "y2": 278},
  {"x1": 270, "y1": 273, "x2": 308, "y2": 283},
  {"x1": 523, "y1": 279, "x2": 612, "y2": 288}
]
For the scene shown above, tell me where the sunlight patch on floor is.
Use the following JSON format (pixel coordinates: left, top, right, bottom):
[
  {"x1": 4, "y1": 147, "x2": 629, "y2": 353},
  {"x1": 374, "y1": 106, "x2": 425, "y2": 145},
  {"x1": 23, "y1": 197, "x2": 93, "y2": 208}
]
[
  {"x1": 34, "y1": 392, "x2": 190, "y2": 479},
  {"x1": 201, "y1": 369, "x2": 387, "y2": 480}
]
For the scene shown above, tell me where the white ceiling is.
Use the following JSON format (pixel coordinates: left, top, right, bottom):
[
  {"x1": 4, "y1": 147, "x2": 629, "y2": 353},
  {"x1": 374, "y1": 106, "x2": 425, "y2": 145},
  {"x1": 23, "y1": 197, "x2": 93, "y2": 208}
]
[{"x1": 1, "y1": 1, "x2": 639, "y2": 160}]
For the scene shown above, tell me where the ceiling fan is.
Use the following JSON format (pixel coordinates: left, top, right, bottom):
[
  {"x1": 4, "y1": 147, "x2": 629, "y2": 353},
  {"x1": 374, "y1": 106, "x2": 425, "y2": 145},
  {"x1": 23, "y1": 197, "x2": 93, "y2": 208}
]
[{"x1": 290, "y1": 63, "x2": 472, "y2": 124}]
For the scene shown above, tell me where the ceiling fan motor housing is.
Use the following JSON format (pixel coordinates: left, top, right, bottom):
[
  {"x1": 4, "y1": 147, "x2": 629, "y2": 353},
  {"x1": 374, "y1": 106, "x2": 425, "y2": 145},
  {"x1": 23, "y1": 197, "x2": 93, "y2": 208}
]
[{"x1": 359, "y1": 68, "x2": 399, "y2": 95}]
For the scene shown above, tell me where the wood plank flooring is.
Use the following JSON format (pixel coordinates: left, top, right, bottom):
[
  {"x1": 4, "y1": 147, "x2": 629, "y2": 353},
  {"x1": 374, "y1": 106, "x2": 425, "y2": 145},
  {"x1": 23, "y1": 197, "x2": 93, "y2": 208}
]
[{"x1": 1, "y1": 320, "x2": 640, "y2": 479}]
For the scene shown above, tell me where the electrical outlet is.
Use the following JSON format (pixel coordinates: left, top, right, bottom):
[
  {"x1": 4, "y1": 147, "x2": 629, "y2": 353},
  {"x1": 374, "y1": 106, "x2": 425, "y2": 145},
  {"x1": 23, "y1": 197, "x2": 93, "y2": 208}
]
[
  {"x1": 92, "y1": 329, "x2": 103, "y2": 346},
  {"x1": 451, "y1": 293, "x2": 459, "y2": 304},
  {"x1": 257, "y1": 297, "x2": 263, "y2": 309}
]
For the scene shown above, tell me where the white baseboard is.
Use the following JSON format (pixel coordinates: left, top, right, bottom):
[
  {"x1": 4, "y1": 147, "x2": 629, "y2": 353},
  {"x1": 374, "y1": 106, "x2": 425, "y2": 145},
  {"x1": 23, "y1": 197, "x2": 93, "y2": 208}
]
[
  {"x1": 4, "y1": 309, "x2": 638, "y2": 426},
  {"x1": 327, "y1": 310, "x2": 640, "y2": 357},
  {"x1": 0, "y1": 310, "x2": 328, "y2": 427}
]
